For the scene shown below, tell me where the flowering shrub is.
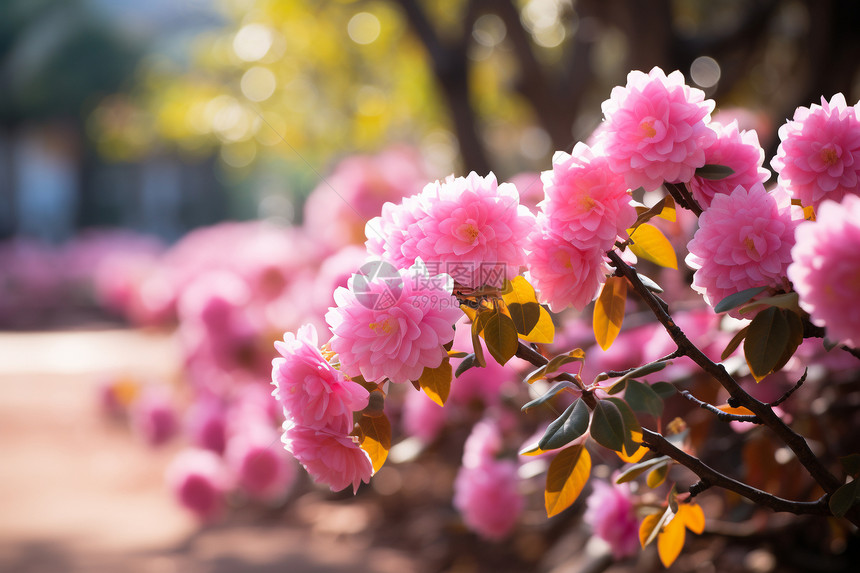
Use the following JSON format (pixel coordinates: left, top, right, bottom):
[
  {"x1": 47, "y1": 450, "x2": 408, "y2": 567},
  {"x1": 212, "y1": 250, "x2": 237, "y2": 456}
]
[{"x1": 268, "y1": 68, "x2": 860, "y2": 568}]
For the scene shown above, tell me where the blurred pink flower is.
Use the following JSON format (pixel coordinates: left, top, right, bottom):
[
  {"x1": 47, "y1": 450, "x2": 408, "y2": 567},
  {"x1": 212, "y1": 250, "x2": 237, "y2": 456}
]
[
  {"x1": 462, "y1": 418, "x2": 502, "y2": 469},
  {"x1": 689, "y1": 121, "x2": 770, "y2": 209},
  {"x1": 540, "y1": 143, "x2": 636, "y2": 251},
  {"x1": 401, "y1": 390, "x2": 446, "y2": 444},
  {"x1": 166, "y1": 449, "x2": 230, "y2": 522},
  {"x1": 453, "y1": 460, "x2": 523, "y2": 541},
  {"x1": 131, "y1": 387, "x2": 179, "y2": 447},
  {"x1": 685, "y1": 184, "x2": 799, "y2": 313},
  {"x1": 367, "y1": 172, "x2": 535, "y2": 288},
  {"x1": 448, "y1": 322, "x2": 518, "y2": 406},
  {"x1": 272, "y1": 323, "x2": 369, "y2": 433},
  {"x1": 226, "y1": 425, "x2": 296, "y2": 502},
  {"x1": 281, "y1": 422, "x2": 372, "y2": 494},
  {"x1": 584, "y1": 480, "x2": 639, "y2": 559},
  {"x1": 788, "y1": 195, "x2": 860, "y2": 346},
  {"x1": 525, "y1": 217, "x2": 609, "y2": 312},
  {"x1": 326, "y1": 261, "x2": 460, "y2": 384},
  {"x1": 185, "y1": 399, "x2": 228, "y2": 455},
  {"x1": 771, "y1": 94, "x2": 860, "y2": 208},
  {"x1": 599, "y1": 67, "x2": 716, "y2": 191}
]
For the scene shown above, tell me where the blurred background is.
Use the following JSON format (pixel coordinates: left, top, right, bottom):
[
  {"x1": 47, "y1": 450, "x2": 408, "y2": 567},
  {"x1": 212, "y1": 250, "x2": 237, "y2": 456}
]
[{"x1": 1, "y1": 1, "x2": 859, "y2": 572}]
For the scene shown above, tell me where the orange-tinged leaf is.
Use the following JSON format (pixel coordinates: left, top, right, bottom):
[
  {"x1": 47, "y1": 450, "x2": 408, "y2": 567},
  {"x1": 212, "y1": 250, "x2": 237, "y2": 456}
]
[
  {"x1": 657, "y1": 514, "x2": 686, "y2": 567},
  {"x1": 358, "y1": 413, "x2": 391, "y2": 473},
  {"x1": 593, "y1": 276, "x2": 627, "y2": 351},
  {"x1": 545, "y1": 445, "x2": 591, "y2": 517},
  {"x1": 639, "y1": 512, "x2": 663, "y2": 548},
  {"x1": 417, "y1": 358, "x2": 452, "y2": 406},
  {"x1": 629, "y1": 223, "x2": 678, "y2": 269},
  {"x1": 678, "y1": 503, "x2": 705, "y2": 534},
  {"x1": 716, "y1": 403, "x2": 755, "y2": 416},
  {"x1": 616, "y1": 441, "x2": 648, "y2": 463},
  {"x1": 647, "y1": 463, "x2": 669, "y2": 488},
  {"x1": 518, "y1": 304, "x2": 555, "y2": 344},
  {"x1": 658, "y1": 195, "x2": 677, "y2": 222},
  {"x1": 501, "y1": 276, "x2": 555, "y2": 343}
]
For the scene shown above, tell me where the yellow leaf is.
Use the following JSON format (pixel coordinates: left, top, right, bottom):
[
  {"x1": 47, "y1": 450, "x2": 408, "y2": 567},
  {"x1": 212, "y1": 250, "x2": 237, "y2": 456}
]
[
  {"x1": 658, "y1": 195, "x2": 677, "y2": 222},
  {"x1": 501, "y1": 276, "x2": 555, "y2": 343},
  {"x1": 657, "y1": 513, "x2": 686, "y2": 568},
  {"x1": 357, "y1": 413, "x2": 392, "y2": 473},
  {"x1": 647, "y1": 464, "x2": 669, "y2": 488},
  {"x1": 593, "y1": 276, "x2": 627, "y2": 351},
  {"x1": 616, "y1": 442, "x2": 648, "y2": 463},
  {"x1": 629, "y1": 223, "x2": 678, "y2": 269},
  {"x1": 678, "y1": 503, "x2": 705, "y2": 534},
  {"x1": 545, "y1": 445, "x2": 591, "y2": 517},
  {"x1": 639, "y1": 512, "x2": 663, "y2": 548},
  {"x1": 716, "y1": 403, "x2": 755, "y2": 416},
  {"x1": 418, "y1": 358, "x2": 453, "y2": 406}
]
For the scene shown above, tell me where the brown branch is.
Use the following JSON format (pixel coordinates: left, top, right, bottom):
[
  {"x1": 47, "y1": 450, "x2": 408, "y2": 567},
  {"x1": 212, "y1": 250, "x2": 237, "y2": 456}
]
[
  {"x1": 679, "y1": 390, "x2": 761, "y2": 424},
  {"x1": 639, "y1": 428, "x2": 831, "y2": 516},
  {"x1": 663, "y1": 182, "x2": 703, "y2": 216},
  {"x1": 606, "y1": 250, "x2": 845, "y2": 497}
]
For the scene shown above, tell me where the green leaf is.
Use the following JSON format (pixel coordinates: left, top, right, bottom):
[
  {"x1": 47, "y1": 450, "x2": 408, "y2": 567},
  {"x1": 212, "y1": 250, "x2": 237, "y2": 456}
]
[
  {"x1": 713, "y1": 286, "x2": 767, "y2": 314},
  {"x1": 483, "y1": 311, "x2": 520, "y2": 366},
  {"x1": 625, "y1": 380, "x2": 664, "y2": 418},
  {"x1": 538, "y1": 398, "x2": 590, "y2": 451},
  {"x1": 455, "y1": 353, "x2": 478, "y2": 378},
  {"x1": 744, "y1": 306, "x2": 790, "y2": 381},
  {"x1": 651, "y1": 382, "x2": 677, "y2": 399},
  {"x1": 738, "y1": 291, "x2": 801, "y2": 315},
  {"x1": 695, "y1": 163, "x2": 736, "y2": 180},
  {"x1": 591, "y1": 399, "x2": 627, "y2": 452},
  {"x1": 501, "y1": 276, "x2": 555, "y2": 343},
  {"x1": 721, "y1": 325, "x2": 750, "y2": 360},
  {"x1": 628, "y1": 223, "x2": 678, "y2": 269},
  {"x1": 611, "y1": 361, "x2": 670, "y2": 391},
  {"x1": 829, "y1": 479, "x2": 860, "y2": 517},
  {"x1": 593, "y1": 276, "x2": 627, "y2": 351},
  {"x1": 606, "y1": 397, "x2": 642, "y2": 455},
  {"x1": 507, "y1": 302, "x2": 541, "y2": 336},
  {"x1": 545, "y1": 444, "x2": 592, "y2": 517},
  {"x1": 470, "y1": 317, "x2": 487, "y2": 368},
  {"x1": 417, "y1": 358, "x2": 452, "y2": 406},
  {"x1": 616, "y1": 455, "x2": 672, "y2": 484},
  {"x1": 840, "y1": 454, "x2": 860, "y2": 477},
  {"x1": 771, "y1": 309, "x2": 804, "y2": 373},
  {"x1": 521, "y1": 381, "x2": 578, "y2": 412}
]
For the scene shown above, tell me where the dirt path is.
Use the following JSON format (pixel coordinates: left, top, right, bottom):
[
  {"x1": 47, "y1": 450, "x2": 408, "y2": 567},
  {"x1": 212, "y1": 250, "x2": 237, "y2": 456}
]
[{"x1": 0, "y1": 329, "x2": 418, "y2": 573}]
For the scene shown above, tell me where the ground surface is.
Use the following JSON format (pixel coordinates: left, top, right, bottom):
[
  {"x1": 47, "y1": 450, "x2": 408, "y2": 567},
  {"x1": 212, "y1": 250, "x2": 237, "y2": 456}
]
[{"x1": 0, "y1": 328, "x2": 419, "y2": 573}]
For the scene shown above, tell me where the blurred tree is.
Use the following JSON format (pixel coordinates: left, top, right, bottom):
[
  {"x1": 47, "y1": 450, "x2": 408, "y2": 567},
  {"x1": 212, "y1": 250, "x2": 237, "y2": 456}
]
[{"x1": 94, "y1": 0, "x2": 860, "y2": 176}]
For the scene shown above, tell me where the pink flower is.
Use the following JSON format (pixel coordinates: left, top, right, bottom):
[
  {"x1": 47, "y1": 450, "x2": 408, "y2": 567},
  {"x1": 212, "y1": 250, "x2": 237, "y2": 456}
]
[
  {"x1": 771, "y1": 94, "x2": 860, "y2": 208},
  {"x1": 453, "y1": 460, "x2": 523, "y2": 541},
  {"x1": 525, "y1": 218, "x2": 609, "y2": 312},
  {"x1": 326, "y1": 261, "x2": 461, "y2": 384},
  {"x1": 131, "y1": 387, "x2": 179, "y2": 447},
  {"x1": 226, "y1": 426, "x2": 296, "y2": 502},
  {"x1": 788, "y1": 195, "x2": 860, "y2": 346},
  {"x1": 272, "y1": 324, "x2": 369, "y2": 433},
  {"x1": 367, "y1": 172, "x2": 536, "y2": 288},
  {"x1": 462, "y1": 418, "x2": 503, "y2": 469},
  {"x1": 584, "y1": 480, "x2": 639, "y2": 559},
  {"x1": 540, "y1": 144, "x2": 637, "y2": 251},
  {"x1": 599, "y1": 67, "x2": 716, "y2": 191},
  {"x1": 166, "y1": 449, "x2": 230, "y2": 522},
  {"x1": 281, "y1": 422, "x2": 373, "y2": 493},
  {"x1": 401, "y1": 390, "x2": 446, "y2": 443},
  {"x1": 185, "y1": 398, "x2": 227, "y2": 454},
  {"x1": 685, "y1": 184, "x2": 799, "y2": 312},
  {"x1": 689, "y1": 121, "x2": 770, "y2": 209}
]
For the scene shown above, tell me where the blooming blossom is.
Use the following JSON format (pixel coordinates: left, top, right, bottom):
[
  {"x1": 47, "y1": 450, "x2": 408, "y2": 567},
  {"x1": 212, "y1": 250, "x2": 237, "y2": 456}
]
[
  {"x1": 788, "y1": 195, "x2": 860, "y2": 346},
  {"x1": 166, "y1": 449, "x2": 230, "y2": 522},
  {"x1": 401, "y1": 390, "x2": 447, "y2": 443},
  {"x1": 540, "y1": 143, "x2": 637, "y2": 251},
  {"x1": 689, "y1": 121, "x2": 770, "y2": 208},
  {"x1": 525, "y1": 217, "x2": 609, "y2": 312},
  {"x1": 461, "y1": 418, "x2": 503, "y2": 469},
  {"x1": 366, "y1": 172, "x2": 535, "y2": 289},
  {"x1": 599, "y1": 67, "x2": 716, "y2": 191},
  {"x1": 584, "y1": 480, "x2": 639, "y2": 559},
  {"x1": 685, "y1": 184, "x2": 799, "y2": 312},
  {"x1": 771, "y1": 94, "x2": 860, "y2": 208},
  {"x1": 272, "y1": 324, "x2": 369, "y2": 433},
  {"x1": 281, "y1": 422, "x2": 373, "y2": 494},
  {"x1": 326, "y1": 261, "x2": 461, "y2": 384},
  {"x1": 226, "y1": 425, "x2": 296, "y2": 502}
]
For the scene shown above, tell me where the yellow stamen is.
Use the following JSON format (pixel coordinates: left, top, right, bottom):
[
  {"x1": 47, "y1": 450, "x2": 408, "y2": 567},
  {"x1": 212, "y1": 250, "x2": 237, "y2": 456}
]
[
  {"x1": 640, "y1": 120, "x2": 657, "y2": 139},
  {"x1": 820, "y1": 148, "x2": 839, "y2": 167},
  {"x1": 744, "y1": 237, "x2": 758, "y2": 256},
  {"x1": 459, "y1": 223, "x2": 480, "y2": 243},
  {"x1": 369, "y1": 319, "x2": 393, "y2": 334}
]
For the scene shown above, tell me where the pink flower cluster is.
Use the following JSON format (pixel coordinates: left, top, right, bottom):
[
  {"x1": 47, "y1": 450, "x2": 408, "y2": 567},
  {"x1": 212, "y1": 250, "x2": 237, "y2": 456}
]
[
  {"x1": 326, "y1": 261, "x2": 461, "y2": 384},
  {"x1": 453, "y1": 419, "x2": 523, "y2": 540},
  {"x1": 771, "y1": 94, "x2": 860, "y2": 209},
  {"x1": 366, "y1": 172, "x2": 535, "y2": 289},
  {"x1": 599, "y1": 67, "x2": 716, "y2": 192},
  {"x1": 272, "y1": 324, "x2": 372, "y2": 493},
  {"x1": 685, "y1": 183, "x2": 800, "y2": 312},
  {"x1": 584, "y1": 480, "x2": 639, "y2": 559},
  {"x1": 788, "y1": 194, "x2": 860, "y2": 346}
]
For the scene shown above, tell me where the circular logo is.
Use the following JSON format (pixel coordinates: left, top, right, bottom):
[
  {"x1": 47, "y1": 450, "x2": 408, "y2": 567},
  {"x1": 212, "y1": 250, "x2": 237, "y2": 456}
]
[{"x1": 353, "y1": 260, "x2": 403, "y2": 310}]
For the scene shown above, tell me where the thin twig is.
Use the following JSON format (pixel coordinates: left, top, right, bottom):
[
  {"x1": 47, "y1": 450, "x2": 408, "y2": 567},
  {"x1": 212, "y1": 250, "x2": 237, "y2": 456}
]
[
  {"x1": 679, "y1": 390, "x2": 761, "y2": 424},
  {"x1": 769, "y1": 369, "x2": 807, "y2": 408},
  {"x1": 663, "y1": 182, "x2": 703, "y2": 216}
]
